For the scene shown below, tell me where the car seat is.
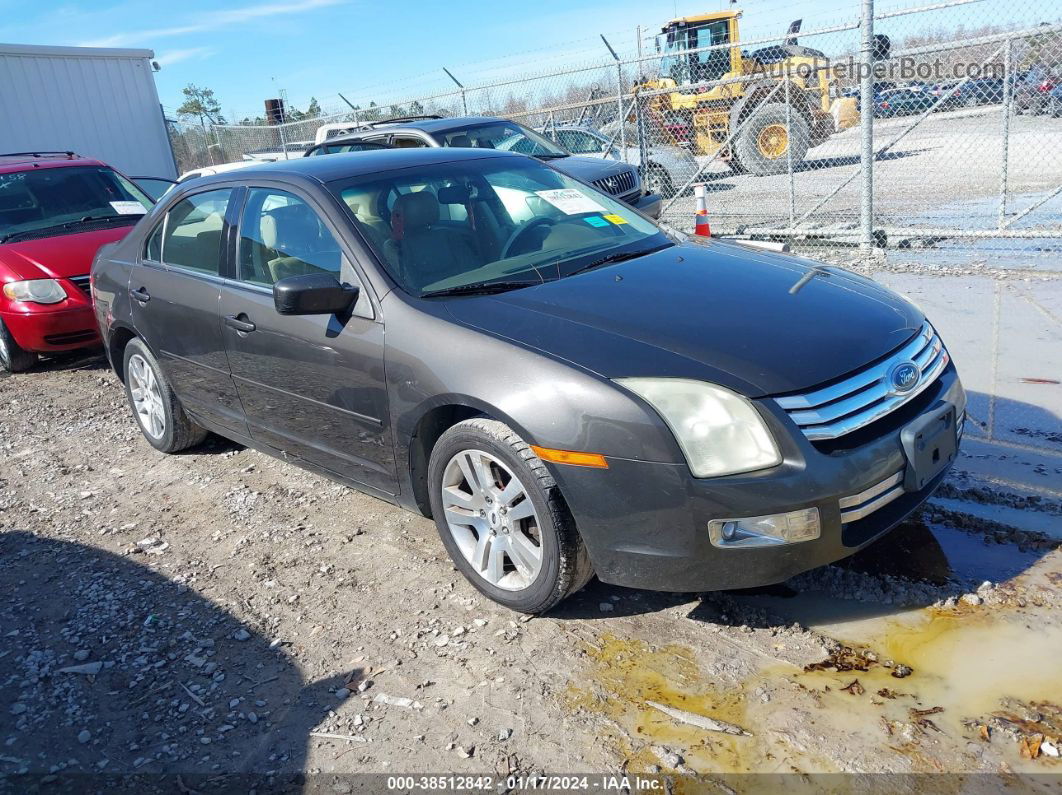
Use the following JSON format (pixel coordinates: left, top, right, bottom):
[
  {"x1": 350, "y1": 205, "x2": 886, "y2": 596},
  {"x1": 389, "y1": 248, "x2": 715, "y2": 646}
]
[{"x1": 383, "y1": 192, "x2": 481, "y2": 290}]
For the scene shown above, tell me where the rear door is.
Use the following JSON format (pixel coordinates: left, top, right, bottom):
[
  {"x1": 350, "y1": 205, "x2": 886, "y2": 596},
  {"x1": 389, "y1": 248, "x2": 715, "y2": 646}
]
[
  {"x1": 218, "y1": 184, "x2": 395, "y2": 493},
  {"x1": 129, "y1": 187, "x2": 246, "y2": 435}
]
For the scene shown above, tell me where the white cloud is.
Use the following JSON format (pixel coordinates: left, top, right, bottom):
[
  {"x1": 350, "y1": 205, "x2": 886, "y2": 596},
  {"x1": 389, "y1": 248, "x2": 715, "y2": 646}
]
[
  {"x1": 79, "y1": 0, "x2": 345, "y2": 47},
  {"x1": 153, "y1": 47, "x2": 215, "y2": 67}
]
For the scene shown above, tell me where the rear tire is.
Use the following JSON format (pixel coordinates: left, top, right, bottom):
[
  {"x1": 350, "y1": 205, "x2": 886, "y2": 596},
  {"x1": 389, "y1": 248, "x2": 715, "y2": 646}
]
[
  {"x1": 735, "y1": 103, "x2": 810, "y2": 176},
  {"x1": 0, "y1": 318, "x2": 37, "y2": 373},
  {"x1": 427, "y1": 418, "x2": 593, "y2": 614},
  {"x1": 122, "y1": 338, "x2": 208, "y2": 453}
]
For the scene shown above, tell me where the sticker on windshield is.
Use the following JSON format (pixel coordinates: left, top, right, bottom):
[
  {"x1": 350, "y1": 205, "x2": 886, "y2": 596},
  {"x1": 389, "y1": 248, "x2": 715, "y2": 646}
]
[
  {"x1": 110, "y1": 201, "x2": 146, "y2": 215},
  {"x1": 535, "y1": 189, "x2": 606, "y2": 215},
  {"x1": 583, "y1": 216, "x2": 610, "y2": 228},
  {"x1": 602, "y1": 213, "x2": 628, "y2": 225}
]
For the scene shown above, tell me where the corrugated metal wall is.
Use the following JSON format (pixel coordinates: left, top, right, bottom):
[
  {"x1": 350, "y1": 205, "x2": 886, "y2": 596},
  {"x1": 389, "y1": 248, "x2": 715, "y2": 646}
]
[{"x1": 0, "y1": 44, "x2": 177, "y2": 179}]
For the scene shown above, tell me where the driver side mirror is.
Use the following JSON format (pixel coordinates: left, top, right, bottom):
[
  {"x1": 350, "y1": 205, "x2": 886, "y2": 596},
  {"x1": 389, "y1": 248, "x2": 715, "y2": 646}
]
[{"x1": 273, "y1": 272, "x2": 358, "y2": 316}]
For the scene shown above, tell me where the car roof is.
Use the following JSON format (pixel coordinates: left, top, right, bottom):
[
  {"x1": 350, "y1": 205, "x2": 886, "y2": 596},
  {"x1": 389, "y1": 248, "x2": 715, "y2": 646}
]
[
  {"x1": 186, "y1": 146, "x2": 526, "y2": 186},
  {"x1": 326, "y1": 116, "x2": 520, "y2": 142},
  {"x1": 0, "y1": 152, "x2": 105, "y2": 175}
]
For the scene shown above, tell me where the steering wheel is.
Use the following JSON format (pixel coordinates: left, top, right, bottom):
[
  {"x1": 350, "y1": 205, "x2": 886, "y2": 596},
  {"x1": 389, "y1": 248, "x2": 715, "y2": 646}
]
[{"x1": 500, "y1": 217, "x2": 556, "y2": 259}]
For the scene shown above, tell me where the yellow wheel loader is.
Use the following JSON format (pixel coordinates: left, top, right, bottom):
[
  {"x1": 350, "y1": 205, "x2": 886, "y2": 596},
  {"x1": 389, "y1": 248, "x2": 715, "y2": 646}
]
[{"x1": 639, "y1": 11, "x2": 856, "y2": 175}]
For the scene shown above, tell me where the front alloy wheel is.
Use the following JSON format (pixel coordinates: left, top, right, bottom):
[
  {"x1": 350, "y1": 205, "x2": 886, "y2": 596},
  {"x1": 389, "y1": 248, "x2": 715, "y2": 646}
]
[
  {"x1": 427, "y1": 418, "x2": 593, "y2": 613},
  {"x1": 441, "y1": 449, "x2": 544, "y2": 590}
]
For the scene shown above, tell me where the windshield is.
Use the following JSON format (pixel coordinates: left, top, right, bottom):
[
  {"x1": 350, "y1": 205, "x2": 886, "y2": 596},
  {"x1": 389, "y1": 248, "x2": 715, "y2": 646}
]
[
  {"x1": 0, "y1": 166, "x2": 152, "y2": 242},
  {"x1": 330, "y1": 157, "x2": 669, "y2": 297},
  {"x1": 437, "y1": 122, "x2": 569, "y2": 158}
]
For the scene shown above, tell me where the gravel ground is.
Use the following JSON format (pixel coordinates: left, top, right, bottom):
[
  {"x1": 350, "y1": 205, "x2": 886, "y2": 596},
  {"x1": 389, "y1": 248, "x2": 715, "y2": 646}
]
[{"x1": 1, "y1": 352, "x2": 1060, "y2": 790}]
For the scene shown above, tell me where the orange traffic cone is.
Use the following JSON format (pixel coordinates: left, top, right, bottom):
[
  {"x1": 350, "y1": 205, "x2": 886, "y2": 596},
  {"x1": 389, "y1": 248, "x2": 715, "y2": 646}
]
[{"x1": 694, "y1": 184, "x2": 711, "y2": 238}]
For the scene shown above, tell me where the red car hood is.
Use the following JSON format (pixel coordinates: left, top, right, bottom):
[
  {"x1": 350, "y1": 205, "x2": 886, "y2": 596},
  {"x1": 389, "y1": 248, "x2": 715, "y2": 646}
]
[{"x1": 0, "y1": 227, "x2": 133, "y2": 281}]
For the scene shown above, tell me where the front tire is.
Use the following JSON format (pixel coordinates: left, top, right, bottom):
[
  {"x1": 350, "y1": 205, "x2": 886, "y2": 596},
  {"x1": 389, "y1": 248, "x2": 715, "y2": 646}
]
[
  {"x1": 0, "y1": 318, "x2": 38, "y2": 373},
  {"x1": 427, "y1": 418, "x2": 593, "y2": 614},
  {"x1": 643, "y1": 164, "x2": 675, "y2": 198},
  {"x1": 122, "y1": 338, "x2": 207, "y2": 453}
]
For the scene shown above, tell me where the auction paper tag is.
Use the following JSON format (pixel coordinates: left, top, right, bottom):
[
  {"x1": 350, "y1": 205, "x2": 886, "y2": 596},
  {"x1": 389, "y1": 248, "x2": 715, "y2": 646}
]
[
  {"x1": 110, "y1": 201, "x2": 147, "y2": 215},
  {"x1": 535, "y1": 189, "x2": 606, "y2": 215},
  {"x1": 583, "y1": 216, "x2": 610, "y2": 228},
  {"x1": 602, "y1": 213, "x2": 628, "y2": 225}
]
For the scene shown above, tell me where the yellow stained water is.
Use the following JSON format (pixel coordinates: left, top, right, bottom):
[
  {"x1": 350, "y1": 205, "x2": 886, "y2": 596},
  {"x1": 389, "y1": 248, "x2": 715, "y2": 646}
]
[{"x1": 570, "y1": 609, "x2": 1062, "y2": 775}]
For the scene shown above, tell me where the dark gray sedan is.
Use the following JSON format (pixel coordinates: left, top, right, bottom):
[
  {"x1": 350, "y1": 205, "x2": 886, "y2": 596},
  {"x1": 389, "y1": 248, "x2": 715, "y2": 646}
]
[{"x1": 91, "y1": 148, "x2": 965, "y2": 613}]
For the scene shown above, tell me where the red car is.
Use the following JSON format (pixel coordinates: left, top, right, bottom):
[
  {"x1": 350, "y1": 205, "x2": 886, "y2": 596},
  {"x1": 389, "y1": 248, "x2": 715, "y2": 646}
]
[{"x1": 0, "y1": 152, "x2": 154, "y2": 372}]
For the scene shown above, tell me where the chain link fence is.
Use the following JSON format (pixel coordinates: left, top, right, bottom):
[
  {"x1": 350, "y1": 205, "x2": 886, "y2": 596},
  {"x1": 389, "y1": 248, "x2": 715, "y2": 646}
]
[{"x1": 165, "y1": 0, "x2": 1060, "y2": 464}]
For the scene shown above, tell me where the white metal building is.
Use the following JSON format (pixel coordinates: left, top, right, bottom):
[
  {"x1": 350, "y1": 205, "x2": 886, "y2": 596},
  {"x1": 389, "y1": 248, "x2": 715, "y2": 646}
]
[{"x1": 0, "y1": 43, "x2": 177, "y2": 178}]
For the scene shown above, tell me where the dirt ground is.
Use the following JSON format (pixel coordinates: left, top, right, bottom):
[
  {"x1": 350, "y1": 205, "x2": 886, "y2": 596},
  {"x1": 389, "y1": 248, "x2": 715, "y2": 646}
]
[{"x1": 1, "y1": 349, "x2": 1061, "y2": 792}]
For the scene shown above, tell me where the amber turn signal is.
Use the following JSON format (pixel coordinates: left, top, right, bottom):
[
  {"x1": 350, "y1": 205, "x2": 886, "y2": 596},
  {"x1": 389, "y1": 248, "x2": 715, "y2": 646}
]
[{"x1": 530, "y1": 445, "x2": 609, "y2": 468}]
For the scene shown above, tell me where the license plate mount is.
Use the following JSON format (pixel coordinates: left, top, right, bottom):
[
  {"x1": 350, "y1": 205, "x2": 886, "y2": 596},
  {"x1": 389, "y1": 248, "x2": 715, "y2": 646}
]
[{"x1": 901, "y1": 401, "x2": 957, "y2": 492}]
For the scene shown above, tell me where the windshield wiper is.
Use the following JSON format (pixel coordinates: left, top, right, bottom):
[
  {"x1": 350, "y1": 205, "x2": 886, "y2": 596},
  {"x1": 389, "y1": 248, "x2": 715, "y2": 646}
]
[
  {"x1": 1, "y1": 214, "x2": 137, "y2": 244},
  {"x1": 420, "y1": 280, "x2": 541, "y2": 298},
  {"x1": 567, "y1": 243, "x2": 673, "y2": 277},
  {"x1": 534, "y1": 153, "x2": 569, "y2": 160}
]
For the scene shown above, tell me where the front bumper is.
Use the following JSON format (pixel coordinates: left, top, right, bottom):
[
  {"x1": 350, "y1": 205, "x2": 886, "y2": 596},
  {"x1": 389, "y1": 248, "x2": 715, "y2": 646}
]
[
  {"x1": 630, "y1": 192, "x2": 662, "y2": 219},
  {"x1": 550, "y1": 364, "x2": 965, "y2": 592},
  {"x1": 1, "y1": 304, "x2": 100, "y2": 353}
]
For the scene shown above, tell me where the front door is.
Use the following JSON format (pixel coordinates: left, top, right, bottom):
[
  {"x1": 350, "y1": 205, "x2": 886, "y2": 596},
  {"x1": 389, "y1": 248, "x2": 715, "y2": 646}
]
[
  {"x1": 219, "y1": 185, "x2": 395, "y2": 493},
  {"x1": 130, "y1": 187, "x2": 246, "y2": 435}
]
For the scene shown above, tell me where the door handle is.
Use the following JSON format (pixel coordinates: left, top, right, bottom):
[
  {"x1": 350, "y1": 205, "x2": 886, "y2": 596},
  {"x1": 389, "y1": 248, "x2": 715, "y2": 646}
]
[
  {"x1": 130, "y1": 287, "x2": 150, "y2": 303},
  {"x1": 225, "y1": 314, "x2": 256, "y2": 333}
]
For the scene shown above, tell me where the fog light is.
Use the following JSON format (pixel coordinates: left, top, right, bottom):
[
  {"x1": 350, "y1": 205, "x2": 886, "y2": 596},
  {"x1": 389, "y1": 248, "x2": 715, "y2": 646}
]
[{"x1": 708, "y1": 507, "x2": 821, "y2": 548}]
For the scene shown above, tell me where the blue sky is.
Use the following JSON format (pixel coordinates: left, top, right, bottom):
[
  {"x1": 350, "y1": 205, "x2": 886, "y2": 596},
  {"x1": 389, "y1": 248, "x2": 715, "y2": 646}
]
[{"x1": 2, "y1": 0, "x2": 1045, "y2": 121}]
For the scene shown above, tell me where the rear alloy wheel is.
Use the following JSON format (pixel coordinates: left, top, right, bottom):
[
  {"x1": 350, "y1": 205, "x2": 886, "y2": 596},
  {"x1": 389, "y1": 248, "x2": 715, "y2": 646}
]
[
  {"x1": 122, "y1": 338, "x2": 207, "y2": 453},
  {"x1": 428, "y1": 418, "x2": 593, "y2": 613},
  {"x1": 0, "y1": 318, "x2": 37, "y2": 373},
  {"x1": 735, "y1": 103, "x2": 811, "y2": 176}
]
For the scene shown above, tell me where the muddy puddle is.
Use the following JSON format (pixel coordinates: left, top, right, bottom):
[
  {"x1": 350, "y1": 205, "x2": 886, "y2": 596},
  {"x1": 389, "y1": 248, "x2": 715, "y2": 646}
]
[{"x1": 567, "y1": 519, "x2": 1062, "y2": 775}]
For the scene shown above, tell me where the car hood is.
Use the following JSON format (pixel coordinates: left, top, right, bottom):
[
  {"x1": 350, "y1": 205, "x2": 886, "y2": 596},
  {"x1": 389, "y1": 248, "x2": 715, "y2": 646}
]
[
  {"x1": 0, "y1": 227, "x2": 134, "y2": 281},
  {"x1": 546, "y1": 155, "x2": 633, "y2": 184},
  {"x1": 445, "y1": 241, "x2": 924, "y2": 397}
]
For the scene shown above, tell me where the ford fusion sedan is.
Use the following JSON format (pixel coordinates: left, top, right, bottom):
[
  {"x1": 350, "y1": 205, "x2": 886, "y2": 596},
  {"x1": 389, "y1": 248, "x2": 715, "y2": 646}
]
[
  {"x1": 0, "y1": 151, "x2": 153, "y2": 371},
  {"x1": 92, "y1": 148, "x2": 964, "y2": 613}
]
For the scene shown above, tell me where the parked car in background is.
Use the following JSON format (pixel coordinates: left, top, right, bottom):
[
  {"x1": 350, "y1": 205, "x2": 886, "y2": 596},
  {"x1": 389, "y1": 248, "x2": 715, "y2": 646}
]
[
  {"x1": 179, "y1": 161, "x2": 262, "y2": 183},
  {"x1": 0, "y1": 151, "x2": 153, "y2": 372},
  {"x1": 933, "y1": 78, "x2": 1005, "y2": 109},
  {"x1": 541, "y1": 123, "x2": 697, "y2": 198},
  {"x1": 1014, "y1": 67, "x2": 1057, "y2": 114},
  {"x1": 303, "y1": 115, "x2": 662, "y2": 218},
  {"x1": 93, "y1": 147, "x2": 964, "y2": 613},
  {"x1": 874, "y1": 88, "x2": 937, "y2": 118},
  {"x1": 1046, "y1": 82, "x2": 1062, "y2": 117}
]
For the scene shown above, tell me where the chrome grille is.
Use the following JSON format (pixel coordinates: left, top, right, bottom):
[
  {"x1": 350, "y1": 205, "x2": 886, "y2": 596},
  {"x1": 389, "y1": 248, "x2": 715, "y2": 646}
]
[
  {"x1": 591, "y1": 169, "x2": 637, "y2": 196},
  {"x1": 69, "y1": 275, "x2": 91, "y2": 294},
  {"x1": 775, "y1": 322, "x2": 949, "y2": 441}
]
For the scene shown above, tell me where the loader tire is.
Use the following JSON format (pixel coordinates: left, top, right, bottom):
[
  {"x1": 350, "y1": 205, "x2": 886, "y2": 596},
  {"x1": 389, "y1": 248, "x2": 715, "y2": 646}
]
[{"x1": 735, "y1": 103, "x2": 811, "y2": 176}]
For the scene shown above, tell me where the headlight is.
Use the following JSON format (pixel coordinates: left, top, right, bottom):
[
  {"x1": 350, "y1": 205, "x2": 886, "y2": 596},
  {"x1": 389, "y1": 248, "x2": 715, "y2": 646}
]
[
  {"x1": 3, "y1": 279, "x2": 68, "y2": 305},
  {"x1": 616, "y1": 378, "x2": 782, "y2": 477}
]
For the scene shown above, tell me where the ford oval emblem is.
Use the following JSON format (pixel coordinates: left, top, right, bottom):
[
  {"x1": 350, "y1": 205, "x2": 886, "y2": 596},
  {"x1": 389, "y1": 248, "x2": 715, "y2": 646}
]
[{"x1": 888, "y1": 361, "x2": 920, "y2": 394}]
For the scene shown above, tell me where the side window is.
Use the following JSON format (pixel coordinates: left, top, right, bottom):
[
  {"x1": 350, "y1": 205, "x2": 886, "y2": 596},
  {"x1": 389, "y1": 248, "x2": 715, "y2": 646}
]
[
  {"x1": 160, "y1": 189, "x2": 232, "y2": 275},
  {"x1": 237, "y1": 188, "x2": 343, "y2": 287},
  {"x1": 556, "y1": 130, "x2": 604, "y2": 154},
  {"x1": 391, "y1": 135, "x2": 430, "y2": 149}
]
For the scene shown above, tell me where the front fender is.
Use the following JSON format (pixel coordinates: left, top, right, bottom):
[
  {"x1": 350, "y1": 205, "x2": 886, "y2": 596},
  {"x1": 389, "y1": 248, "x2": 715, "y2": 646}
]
[{"x1": 382, "y1": 294, "x2": 684, "y2": 504}]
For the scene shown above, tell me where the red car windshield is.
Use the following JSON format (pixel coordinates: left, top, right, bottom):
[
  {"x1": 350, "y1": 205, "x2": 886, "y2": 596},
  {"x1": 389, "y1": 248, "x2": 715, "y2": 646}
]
[{"x1": 0, "y1": 166, "x2": 152, "y2": 243}]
